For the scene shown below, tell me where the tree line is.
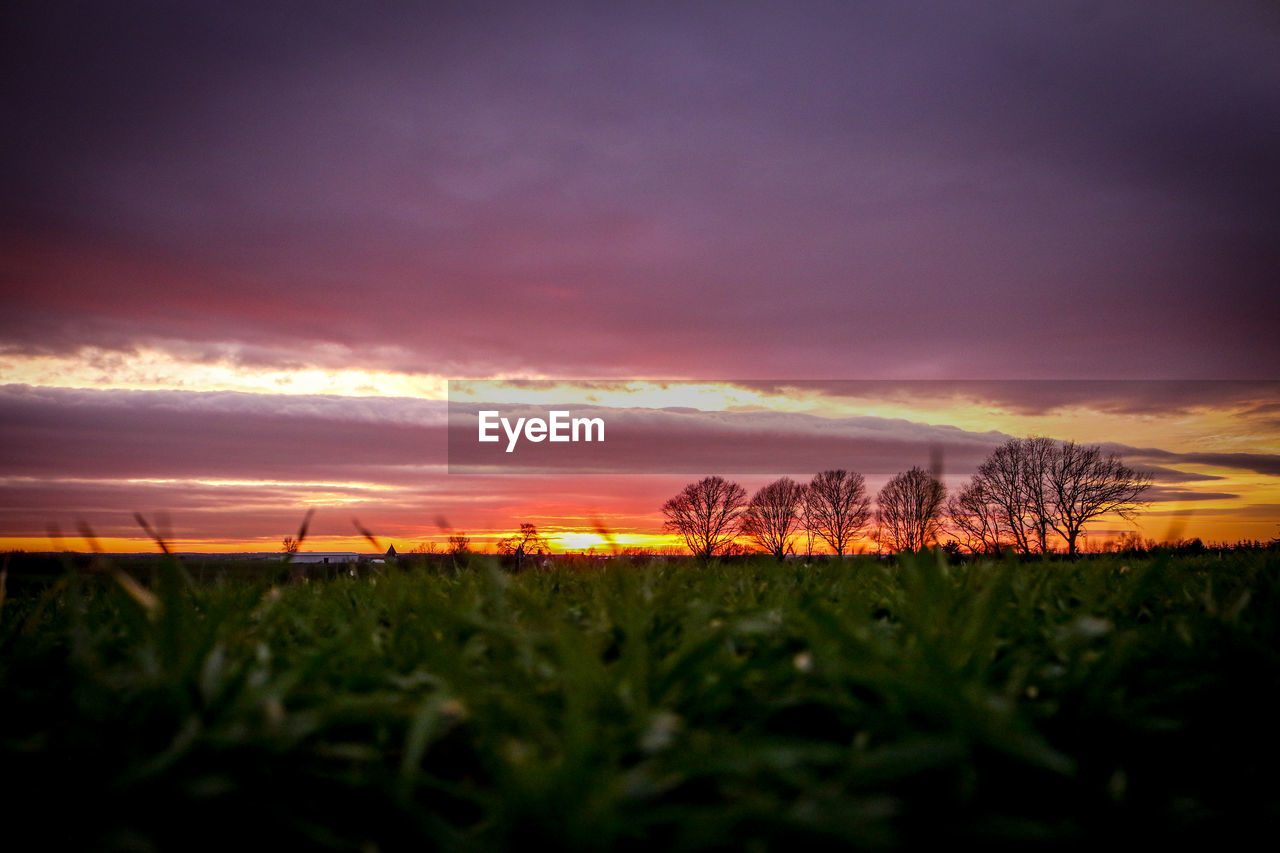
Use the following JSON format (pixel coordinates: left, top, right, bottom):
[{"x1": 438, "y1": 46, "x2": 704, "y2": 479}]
[{"x1": 661, "y1": 437, "x2": 1152, "y2": 559}]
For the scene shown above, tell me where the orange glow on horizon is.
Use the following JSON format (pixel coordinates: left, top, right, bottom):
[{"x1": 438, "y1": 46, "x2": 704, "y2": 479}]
[
  {"x1": 5, "y1": 505, "x2": 1276, "y2": 557},
  {"x1": 2, "y1": 376, "x2": 1275, "y2": 555}
]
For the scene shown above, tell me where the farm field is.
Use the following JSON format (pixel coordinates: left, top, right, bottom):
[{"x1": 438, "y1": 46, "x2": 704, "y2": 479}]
[{"x1": 3, "y1": 550, "x2": 1278, "y2": 850}]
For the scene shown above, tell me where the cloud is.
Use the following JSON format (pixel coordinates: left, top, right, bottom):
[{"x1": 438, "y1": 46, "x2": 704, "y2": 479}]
[
  {"x1": 726, "y1": 380, "x2": 1280, "y2": 417},
  {"x1": 1, "y1": 2, "x2": 1277, "y2": 379},
  {"x1": 1141, "y1": 465, "x2": 1223, "y2": 484},
  {"x1": 6, "y1": 385, "x2": 1275, "y2": 488},
  {"x1": 1124, "y1": 447, "x2": 1280, "y2": 478},
  {"x1": 448, "y1": 402, "x2": 1008, "y2": 475},
  {"x1": 1144, "y1": 503, "x2": 1280, "y2": 522},
  {"x1": 0, "y1": 384, "x2": 448, "y2": 483},
  {"x1": 3, "y1": 385, "x2": 1274, "y2": 545},
  {"x1": 0, "y1": 470, "x2": 682, "y2": 543},
  {"x1": 1143, "y1": 486, "x2": 1238, "y2": 503}
]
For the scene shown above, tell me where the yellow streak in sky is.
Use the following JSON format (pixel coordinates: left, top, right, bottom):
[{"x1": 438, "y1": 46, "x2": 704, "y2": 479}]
[
  {"x1": 6, "y1": 354, "x2": 1273, "y2": 461},
  {"x1": 0, "y1": 348, "x2": 448, "y2": 398}
]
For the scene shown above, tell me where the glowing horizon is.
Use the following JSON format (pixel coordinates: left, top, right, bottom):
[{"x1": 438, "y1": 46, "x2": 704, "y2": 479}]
[
  {"x1": 3, "y1": 4, "x2": 1277, "y2": 559},
  {"x1": 2, "y1": 377, "x2": 1276, "y2": 553},
  {"x1": 10, "y1": 505, "x2": 1272, "y2": 557}
]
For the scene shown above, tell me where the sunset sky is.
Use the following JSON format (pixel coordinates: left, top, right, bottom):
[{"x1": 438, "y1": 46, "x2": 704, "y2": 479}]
[{"x1": 2, "y1": 2, "x2": 1277, "y2": 553}]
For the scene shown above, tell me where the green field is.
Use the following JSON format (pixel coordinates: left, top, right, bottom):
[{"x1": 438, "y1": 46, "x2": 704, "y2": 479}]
[{"x1": 3, "y1": 550, "x2": 1278, "y2": 850}]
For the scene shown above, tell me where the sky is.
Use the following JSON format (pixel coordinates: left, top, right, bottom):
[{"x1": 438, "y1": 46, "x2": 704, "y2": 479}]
[{"x1": 2, "y1": 1, "x2": 1278, "y2": 553}]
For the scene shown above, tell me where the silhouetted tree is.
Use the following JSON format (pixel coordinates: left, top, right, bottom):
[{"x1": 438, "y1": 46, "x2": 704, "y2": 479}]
[
  {"x1": 974, "y1": 438, "x2": 1040, "y2": 555},
  {"x1": 1021, "y1": 436, "x2": 1059, "y2": 553},
  {"x1": 946, "y1": 476, "x2": 1011, "y2": 555},
  {"x1": 280, "y1": 509, "x2": 313, "y2": 560},
  {"x1": 960, "y1": 437, "x2": 1153, "y2": 557},
  {"x1": 876, "y1": 466, "x2": 947, "y2": 552},
  {"x1": 1046, "y1": 441, "x2": 1152, "y2": 557},
  {"x1": 805, "y1": 469, "x2": 872, "y2": 556},
  {"x1": 661, "y1": 475, "x2": 747, "y2": 561},
  {"x1": 447, "y1": 533, "x2": 471, "y2": 555},
  {"x1": 740, "y1": 477, "x2": 805, "y2": 560},
  {"x1": 498, "y1": 523, "x2": 552, "y2": 555},
  {"x1": 799, "y1": 486, "x2": 817, "y2": 558}
]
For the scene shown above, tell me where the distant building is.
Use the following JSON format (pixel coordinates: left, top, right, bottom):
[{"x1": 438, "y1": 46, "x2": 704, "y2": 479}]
[{"x1": 285, "y1": 552, "x2": 362, "y2": 564}]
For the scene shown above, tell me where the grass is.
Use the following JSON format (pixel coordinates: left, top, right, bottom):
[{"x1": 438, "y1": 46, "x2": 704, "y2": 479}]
[{"x1": 2, "y1": 549, "x2": 1278, "y2": 850}]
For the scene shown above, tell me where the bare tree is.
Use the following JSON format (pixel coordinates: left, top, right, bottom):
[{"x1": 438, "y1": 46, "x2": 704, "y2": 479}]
[
  {"x1": 498, "y1": 523, "x2": 552, "y2": 555},
  {"x1": 280, "y1": 509, "x2": 313, "y2": 561},
  {"x1": 961, "y1": 437, "x2": 1153, "y2": 557},
  {"x1": 805, "y1": 469, "x2": 873, "y2": 556},
  {"x1": 740, "y1": 477, "x2": 805, "y2": 560},
  {"x1": 974, "y1": 439, "x2": 1037, "y2": 555},
  {"x1": 946, "y1": 476, "x2": 1011, "y2": 555},
  {"x1": 1021, "y1": 436, "x2": 1058, "y2": 554},
  {"x1": 799, "y1": 486, "x2": 816, "y2": 558},
  {"x1": 661, "y1": 475, "x2": 748, "y2": 561},
  {"x1": 876, "y1": 466, "x2": 947, "y2": 553},
  {"x1": 1046, "y1": 441, "x2": 1152, "y2": 557}
]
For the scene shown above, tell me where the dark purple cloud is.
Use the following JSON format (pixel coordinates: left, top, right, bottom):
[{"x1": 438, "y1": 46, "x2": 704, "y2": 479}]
[
  {"x1": 1142, "y1": 466, "x2": 1222, "y2": 484},
  {"x1": 447, "y1": 401, "x2": 1006, "y2": 475},
  {"x1": 1123, "y1": 448, "x2": 1280, "y2": 478},
  {"x1": 1144, "y1": 487, "x2": 1238, "y2": 504},
  {"x1": 3, "y1": 1, "x2": 1278, "y2": 378},
  {"x1": 0, "y1": 385, "x2": 447, "y2": 482},
  {"x1": 7, "y1": 384, "x2": 1274, "y2": 488}
]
